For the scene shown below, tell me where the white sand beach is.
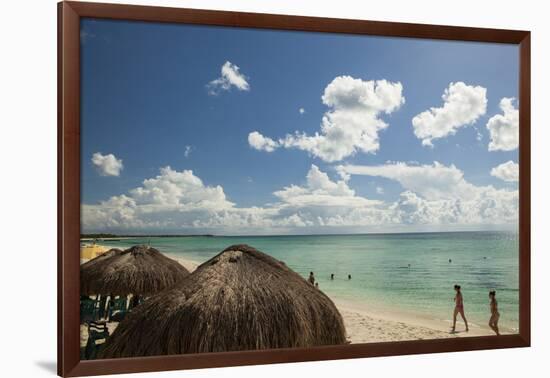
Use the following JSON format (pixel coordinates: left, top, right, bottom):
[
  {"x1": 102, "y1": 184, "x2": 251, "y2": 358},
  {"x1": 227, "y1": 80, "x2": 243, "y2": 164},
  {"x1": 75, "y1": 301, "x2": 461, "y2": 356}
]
[
  {"x1": 165, "y1": 254, "x2": 200, "y2": 273},
  {"x1": 334, "y1": 299, "x2": 498, "y2": 343}
]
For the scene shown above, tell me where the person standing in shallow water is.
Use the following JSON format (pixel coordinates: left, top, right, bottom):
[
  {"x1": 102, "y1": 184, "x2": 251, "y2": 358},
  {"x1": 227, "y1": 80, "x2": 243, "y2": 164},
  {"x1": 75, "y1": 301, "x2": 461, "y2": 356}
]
[
  {"x1": 452, "y1": 284, "x2": 469, "y2": 332},
  {"x1": 489, "y1": 291, "x2": 500, "y2": 335},
  {"x1": 308, "y1": 272, "x2": 315, "y2": 285},
  {"x1": 330, "y1": 273, "x2": 334, "y2": 280},
  {"x1": 348, "y1": 274, "x2": 352, "y2": 280}
]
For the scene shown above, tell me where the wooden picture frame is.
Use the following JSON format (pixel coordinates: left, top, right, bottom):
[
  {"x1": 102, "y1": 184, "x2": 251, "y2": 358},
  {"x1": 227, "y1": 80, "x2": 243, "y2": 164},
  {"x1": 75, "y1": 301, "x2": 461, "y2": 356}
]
[{"x1": 58, "y1": 1, "x2": 531, "y2": 376}]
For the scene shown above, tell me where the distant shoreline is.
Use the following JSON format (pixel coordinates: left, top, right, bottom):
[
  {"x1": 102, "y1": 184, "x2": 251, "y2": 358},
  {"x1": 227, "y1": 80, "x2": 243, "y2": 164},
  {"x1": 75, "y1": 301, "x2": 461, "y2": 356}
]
[{"x1": 81, "y1": 234, "x2": 216, "y2": 240}]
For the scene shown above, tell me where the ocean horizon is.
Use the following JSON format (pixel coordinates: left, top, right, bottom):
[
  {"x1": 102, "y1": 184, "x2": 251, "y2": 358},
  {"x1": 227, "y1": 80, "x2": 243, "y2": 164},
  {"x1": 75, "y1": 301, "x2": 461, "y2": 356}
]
[{"x1": 82, "y1": 228, "x2": 519, "y2": 238}]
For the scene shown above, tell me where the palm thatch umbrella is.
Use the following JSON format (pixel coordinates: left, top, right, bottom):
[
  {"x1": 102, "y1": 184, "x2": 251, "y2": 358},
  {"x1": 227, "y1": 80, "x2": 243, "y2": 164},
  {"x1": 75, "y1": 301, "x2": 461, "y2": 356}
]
[
  {"x1": 80, "y1": 245, "x2": 190, "y2": 297},
  {"x1": 99, "y1": 244, "x2": 347, "y2": 358}
]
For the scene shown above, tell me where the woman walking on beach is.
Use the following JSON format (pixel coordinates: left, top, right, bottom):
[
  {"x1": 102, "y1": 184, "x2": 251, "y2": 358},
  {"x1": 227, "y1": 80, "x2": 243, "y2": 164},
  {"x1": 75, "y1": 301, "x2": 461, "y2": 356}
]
[
  {"x1": 308, "y1": 272, "x2": 315, "y2": 285},
  {"x1": 452, "y1": 284, "x2": 469, "y2": 333},
  {"x1": 489, "y1": 290, "x2": 500, "y2": 335}
]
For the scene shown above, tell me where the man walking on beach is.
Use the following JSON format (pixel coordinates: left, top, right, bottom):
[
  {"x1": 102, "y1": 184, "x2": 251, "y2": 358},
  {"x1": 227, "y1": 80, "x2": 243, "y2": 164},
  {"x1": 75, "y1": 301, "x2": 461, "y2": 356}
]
[{"x1": 308, "y1": 272, "x2": 315, "y2": 285}]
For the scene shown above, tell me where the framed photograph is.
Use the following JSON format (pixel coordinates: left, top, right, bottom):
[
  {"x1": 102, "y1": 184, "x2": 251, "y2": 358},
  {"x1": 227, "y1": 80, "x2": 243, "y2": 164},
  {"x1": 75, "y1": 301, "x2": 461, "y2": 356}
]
[{"x1": 58, "y1": 1, "x2": 530, "y2": 376}]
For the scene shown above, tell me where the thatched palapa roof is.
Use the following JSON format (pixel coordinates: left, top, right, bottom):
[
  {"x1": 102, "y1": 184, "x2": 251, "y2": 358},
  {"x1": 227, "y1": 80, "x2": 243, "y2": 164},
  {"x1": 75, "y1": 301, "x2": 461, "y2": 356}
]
[
  {"x1": 80, "y1": 245, "x2": 190, "y2": 296},
  {"x1": 99, "y1": 244, "x2": 346, "y2": 358}
]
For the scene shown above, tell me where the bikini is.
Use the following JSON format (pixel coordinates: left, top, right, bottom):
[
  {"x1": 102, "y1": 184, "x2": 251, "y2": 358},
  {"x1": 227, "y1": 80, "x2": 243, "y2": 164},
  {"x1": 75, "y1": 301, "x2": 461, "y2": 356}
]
[{"x1": 456, "y1": 295, "x2": 464, "y2": 309}]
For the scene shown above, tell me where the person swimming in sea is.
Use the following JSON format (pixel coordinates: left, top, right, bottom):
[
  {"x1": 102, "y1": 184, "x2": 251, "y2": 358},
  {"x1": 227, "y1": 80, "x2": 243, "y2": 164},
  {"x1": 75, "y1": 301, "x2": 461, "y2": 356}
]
[
  {"x1": 330, "y1": 273, "x2": 334, "y2": 280},
  {"x1": 308, "y1": 271, "x2": 315, "y2": 285},
  {"x1": 348, "y1": 274, "x2": 352, "y2": 280},
  {"x1": 452, "y1": 284, "x2": 469, "y2": 333},
  {"x1": 489, "y1": 290, "x2": 500, "y2": 335}
]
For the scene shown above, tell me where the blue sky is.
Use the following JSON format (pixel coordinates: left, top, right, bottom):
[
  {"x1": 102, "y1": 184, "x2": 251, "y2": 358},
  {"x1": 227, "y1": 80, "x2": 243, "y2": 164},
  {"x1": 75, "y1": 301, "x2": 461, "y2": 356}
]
[{"x1": 80, "y1": 18, "x2": 519, "y2": 235}]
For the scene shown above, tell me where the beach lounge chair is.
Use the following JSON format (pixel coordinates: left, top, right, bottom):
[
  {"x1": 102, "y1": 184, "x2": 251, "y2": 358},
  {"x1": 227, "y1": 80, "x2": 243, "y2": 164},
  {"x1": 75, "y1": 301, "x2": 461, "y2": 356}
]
[
  {"x1": 80, "y1": 297, "x2": 99, "y2": 324},
  {"x1": 84, "y1": 321, "x2": 109, "y2": 360},
  {"x1": 108, "y1": 296, "x2": 128, "y2": 322},
  {"x1": 97, "y1": 295, "x2": 108, "y2": 319},
  {"x1": 128, "y1": 294, "x2": 146, "y2": 310}
]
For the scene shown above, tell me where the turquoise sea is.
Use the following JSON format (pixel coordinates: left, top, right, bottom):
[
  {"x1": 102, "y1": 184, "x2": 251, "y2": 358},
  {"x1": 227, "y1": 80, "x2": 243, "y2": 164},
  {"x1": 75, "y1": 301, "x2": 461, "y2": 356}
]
[{"x1": 103, "y1": 231, "x2": 519, "y2": 331}]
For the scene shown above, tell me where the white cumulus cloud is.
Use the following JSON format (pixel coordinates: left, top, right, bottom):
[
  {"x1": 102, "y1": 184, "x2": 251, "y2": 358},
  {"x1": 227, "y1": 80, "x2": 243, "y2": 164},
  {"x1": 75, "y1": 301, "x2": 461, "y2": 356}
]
[
  {"x1": 338, "y1": 161, "x2": 478, "y2": 200},
  {"x1": 248, "y1": 131, "x2": 279, "y2": 152},
  {"x1": 82, "y1": 165, "x2": 381, "y2": 233},
  {"x1": 128, "y1": 166, "x2": 233, "y2": 209},
  {"x1": 487, "y1": 98, "x2": 519, "y2": 151},
  {"x1": 91, "y1": 152, "x2": 123, "y2": 176},
  {"x1": 299, "y1": 108, "x2": 305, "y2": 114},
  {"x1": 82, "y1": 166, "x2": 236, "y2": 231},
  {"x1": 491, "y1": 161, "x2": 519, "y2": 182},
  {"x1": 412, "y1": 82, "x2": 487, "y2": 147},
  {"x1": 274, "y1": 164, "x2": 379, "y2": 208},
  {"x1": 82, "y1": 163, "x2": 518, "y2": 234},
  {"x1": 337, "y1": 161, "x2": 518, "y2": 225},
  {"x1": 249, "y1": 76, "x2": 404, "y2": 162},
  {"x1": 207, "y1": 61, "x2": 250, "y2": 95}
]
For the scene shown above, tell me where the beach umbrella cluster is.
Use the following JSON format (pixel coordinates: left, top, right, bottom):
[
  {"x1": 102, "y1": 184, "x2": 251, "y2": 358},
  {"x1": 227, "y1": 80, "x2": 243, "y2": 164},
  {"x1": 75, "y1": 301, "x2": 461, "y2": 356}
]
[{"x1": 97, "y1": 244, "x2": 347, "y2": 358}]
